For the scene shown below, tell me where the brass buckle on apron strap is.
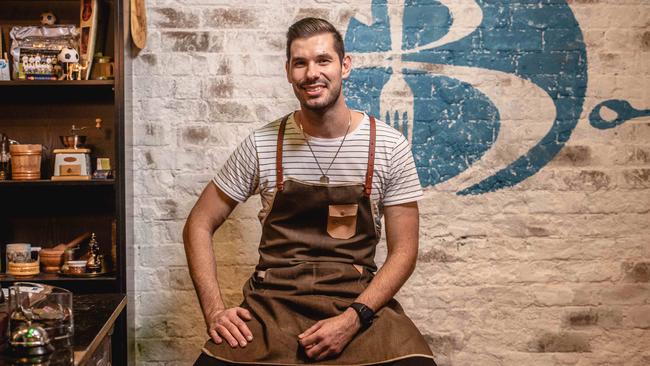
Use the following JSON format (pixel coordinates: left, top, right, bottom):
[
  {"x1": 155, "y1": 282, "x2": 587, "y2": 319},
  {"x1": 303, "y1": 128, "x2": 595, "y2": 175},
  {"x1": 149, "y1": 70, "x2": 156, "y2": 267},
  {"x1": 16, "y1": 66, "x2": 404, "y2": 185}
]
[{"x1": 254, "y1": 270, "x2": 266, "y2": 280}]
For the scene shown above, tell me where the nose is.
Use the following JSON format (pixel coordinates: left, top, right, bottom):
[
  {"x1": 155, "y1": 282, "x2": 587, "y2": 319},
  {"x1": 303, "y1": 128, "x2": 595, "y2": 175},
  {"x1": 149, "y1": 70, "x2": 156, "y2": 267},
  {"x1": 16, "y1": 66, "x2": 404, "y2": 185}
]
[{"x1": 306, "y1": 62, "x2": 319, "y2": 81}]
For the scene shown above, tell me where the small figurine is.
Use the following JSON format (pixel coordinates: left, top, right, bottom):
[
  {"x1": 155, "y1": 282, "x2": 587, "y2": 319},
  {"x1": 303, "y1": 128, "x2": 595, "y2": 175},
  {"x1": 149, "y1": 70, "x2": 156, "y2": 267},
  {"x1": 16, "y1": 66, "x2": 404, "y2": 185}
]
[
  {"x1": 57, "y1": 47, "x2": 80, "y2": 80},
  {"x1": 70, "y1": 61, "x2": 88, "y2": 80},
  {"x1": 85, "y1": 233, "x2": 103, "y2": 273},
  {"x1": 40, "y1": 11, "x2": 57, "y2": 26}
]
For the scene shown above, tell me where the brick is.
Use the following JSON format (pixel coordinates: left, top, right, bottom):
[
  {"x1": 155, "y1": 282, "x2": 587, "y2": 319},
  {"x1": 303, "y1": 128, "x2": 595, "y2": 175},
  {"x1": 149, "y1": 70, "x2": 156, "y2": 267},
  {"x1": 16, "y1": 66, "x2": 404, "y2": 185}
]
[
  {"x1": 625, "y1": 306, "x2": 650, "y2": 329},
  {"x1": 622, "y1": 262, "x2": 650, "y2": 283},
  {"x1": 151, "y1": 8, "x2": 200, "y2": 29},
  {"x1": 533, "y1": 332, "x2": 591, "y2": 353},
  {"x1": 202, "y1": 8, "x2": 258, "y2": 28}
]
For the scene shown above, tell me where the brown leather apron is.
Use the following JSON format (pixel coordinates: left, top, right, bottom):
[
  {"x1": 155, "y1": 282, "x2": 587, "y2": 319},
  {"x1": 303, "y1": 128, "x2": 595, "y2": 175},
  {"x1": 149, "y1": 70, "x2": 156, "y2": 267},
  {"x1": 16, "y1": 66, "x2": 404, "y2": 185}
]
[{"x1": 202, "y1": 115, "x2": 435, "y2": 365}]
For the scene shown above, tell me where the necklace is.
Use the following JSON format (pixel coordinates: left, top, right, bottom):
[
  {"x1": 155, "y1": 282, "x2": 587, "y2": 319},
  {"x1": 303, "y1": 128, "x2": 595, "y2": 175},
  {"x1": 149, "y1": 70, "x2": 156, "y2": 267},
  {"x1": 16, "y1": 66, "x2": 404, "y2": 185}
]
[{"x1": 297, "y1": 111, "x2": 352, "y2": 184}]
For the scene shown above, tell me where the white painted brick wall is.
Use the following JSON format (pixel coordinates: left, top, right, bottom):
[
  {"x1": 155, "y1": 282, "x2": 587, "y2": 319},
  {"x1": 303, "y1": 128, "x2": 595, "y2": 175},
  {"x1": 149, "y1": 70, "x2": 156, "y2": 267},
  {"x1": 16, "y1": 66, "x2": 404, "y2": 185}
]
[{"x1": 132, "y1": 1, "x2": 650, "y2": 365}]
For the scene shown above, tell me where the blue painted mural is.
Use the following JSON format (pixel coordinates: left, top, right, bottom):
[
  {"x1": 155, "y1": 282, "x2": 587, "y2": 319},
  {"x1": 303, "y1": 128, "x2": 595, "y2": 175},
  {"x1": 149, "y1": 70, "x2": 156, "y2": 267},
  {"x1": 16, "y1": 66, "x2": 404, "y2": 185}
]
[{"x1": 343, "y1": 0, "x2": 649, "y2": 195}]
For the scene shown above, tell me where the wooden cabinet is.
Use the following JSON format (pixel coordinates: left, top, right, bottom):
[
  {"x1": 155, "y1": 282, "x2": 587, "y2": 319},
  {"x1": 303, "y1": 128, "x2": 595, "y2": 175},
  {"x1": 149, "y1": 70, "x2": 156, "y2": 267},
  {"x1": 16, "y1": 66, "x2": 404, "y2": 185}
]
[{"x1": 0, "y1": 0, "x2": 128, "y2": 295}]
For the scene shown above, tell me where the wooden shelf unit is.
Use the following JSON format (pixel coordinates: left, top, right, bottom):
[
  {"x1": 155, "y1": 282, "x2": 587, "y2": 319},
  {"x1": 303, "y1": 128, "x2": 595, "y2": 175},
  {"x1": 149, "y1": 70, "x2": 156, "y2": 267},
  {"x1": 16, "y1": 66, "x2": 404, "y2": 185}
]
[
  {"x1": 0, "y1": 0, "x2": 127, "y2": 294},
  {"x1": 0, "y1": 1, "x2": 129, "y2": 363}
]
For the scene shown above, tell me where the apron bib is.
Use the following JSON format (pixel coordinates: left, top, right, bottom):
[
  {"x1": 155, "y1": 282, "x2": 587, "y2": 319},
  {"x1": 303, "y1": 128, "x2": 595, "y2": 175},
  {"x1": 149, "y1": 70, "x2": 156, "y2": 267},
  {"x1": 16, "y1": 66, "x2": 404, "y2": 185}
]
[{"x1": 202, "y1": 115, "x2": 435, "y2": 365}]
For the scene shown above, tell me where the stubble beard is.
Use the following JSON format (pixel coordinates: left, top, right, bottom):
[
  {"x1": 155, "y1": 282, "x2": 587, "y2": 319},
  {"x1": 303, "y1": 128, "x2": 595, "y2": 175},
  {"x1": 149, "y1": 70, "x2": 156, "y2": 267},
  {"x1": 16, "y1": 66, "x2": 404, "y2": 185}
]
[{"x1": 296, "y1": 82, "x2": 342, "y2": 113}]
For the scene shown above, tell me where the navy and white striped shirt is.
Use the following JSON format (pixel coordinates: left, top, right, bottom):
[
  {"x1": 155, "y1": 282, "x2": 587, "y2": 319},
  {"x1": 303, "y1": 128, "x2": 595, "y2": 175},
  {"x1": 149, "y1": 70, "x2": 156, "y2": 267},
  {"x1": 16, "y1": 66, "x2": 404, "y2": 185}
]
[{"x1": 214, "y1": 112, "x2": 423, "y2": 229}]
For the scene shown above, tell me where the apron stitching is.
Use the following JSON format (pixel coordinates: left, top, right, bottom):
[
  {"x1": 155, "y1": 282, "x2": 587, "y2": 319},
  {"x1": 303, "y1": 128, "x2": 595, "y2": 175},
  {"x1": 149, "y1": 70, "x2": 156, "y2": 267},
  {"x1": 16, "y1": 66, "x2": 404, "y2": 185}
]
[
  {"x1": 201, "y1": 348, "x2": 436, "y2": 366},
  {"x1": 284, "y1": 176, "x2": 366, "y2": 188}
]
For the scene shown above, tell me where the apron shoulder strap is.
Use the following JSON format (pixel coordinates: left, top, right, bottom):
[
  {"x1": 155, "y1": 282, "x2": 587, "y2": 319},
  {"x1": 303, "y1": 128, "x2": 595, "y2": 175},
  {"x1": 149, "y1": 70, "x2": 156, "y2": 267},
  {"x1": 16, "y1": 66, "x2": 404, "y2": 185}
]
[
  {"x1": 364, "y1": 116, "x2": 377, "y2": 197},
  {"x1": 276, "y1": 114, "x2": 291, "y2": 191}
]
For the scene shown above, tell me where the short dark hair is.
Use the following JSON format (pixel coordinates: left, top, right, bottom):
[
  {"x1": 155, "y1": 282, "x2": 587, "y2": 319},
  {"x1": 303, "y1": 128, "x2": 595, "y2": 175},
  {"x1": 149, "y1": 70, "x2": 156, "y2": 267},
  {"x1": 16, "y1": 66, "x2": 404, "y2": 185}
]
[{"x1": 286, "y1": 17, "x2": 345, "y2": 63}]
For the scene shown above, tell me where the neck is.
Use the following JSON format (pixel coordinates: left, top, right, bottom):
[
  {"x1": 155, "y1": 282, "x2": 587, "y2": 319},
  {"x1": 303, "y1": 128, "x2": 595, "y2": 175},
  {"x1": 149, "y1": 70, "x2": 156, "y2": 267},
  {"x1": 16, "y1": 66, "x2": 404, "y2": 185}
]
[{"x1": 297, "y1": 101, "x2": 351, "y2": 138}]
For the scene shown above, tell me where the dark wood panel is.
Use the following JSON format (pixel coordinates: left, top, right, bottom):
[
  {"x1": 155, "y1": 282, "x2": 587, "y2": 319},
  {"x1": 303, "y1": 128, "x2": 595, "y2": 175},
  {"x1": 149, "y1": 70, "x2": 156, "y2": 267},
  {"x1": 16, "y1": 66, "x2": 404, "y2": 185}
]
[
  {"x1": 0, "y1": 182, "x2": 117, "y2": 271},
  {"x1": 0, "y1": 1, "x2": 79, "y2": 25},
  {"x1": 0, "y1": 85, "x2": 116, "y2": 178}
]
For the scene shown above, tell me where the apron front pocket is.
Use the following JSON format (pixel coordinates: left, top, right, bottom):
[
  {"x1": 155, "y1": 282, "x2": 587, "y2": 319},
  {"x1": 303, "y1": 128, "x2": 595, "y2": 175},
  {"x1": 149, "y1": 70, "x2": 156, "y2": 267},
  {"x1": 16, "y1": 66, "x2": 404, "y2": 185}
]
[{"x1": 327, "y1": 203, "x2": 358, "y2": 239}]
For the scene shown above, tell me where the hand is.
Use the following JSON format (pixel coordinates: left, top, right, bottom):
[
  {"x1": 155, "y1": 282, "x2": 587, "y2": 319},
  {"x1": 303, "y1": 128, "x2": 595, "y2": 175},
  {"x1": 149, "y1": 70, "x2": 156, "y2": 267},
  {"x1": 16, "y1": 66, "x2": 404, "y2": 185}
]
[
  {"x1": 205, "y1": 307, "x2": 253, "y2": 348},
  {"x1": 298, "y1": 308, "x2": 361, "y2": 361}
]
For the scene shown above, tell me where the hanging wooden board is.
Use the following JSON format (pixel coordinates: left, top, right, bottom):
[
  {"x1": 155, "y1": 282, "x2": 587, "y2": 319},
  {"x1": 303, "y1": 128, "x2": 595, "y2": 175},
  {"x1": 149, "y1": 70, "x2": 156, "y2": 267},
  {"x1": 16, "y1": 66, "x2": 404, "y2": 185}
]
[
  {"x1": 130, "y1": 0, "x2": 147, "y2": 49},
  {"x1": 80, "y1": 0, "x2": 99, "y2": 80}
]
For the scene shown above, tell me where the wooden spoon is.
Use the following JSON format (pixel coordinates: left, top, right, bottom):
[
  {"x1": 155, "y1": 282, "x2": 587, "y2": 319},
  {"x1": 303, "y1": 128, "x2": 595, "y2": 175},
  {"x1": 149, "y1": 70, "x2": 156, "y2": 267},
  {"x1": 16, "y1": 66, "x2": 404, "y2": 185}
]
[
  {"x1": 42, "y1": 231, "x2": 91, "y2": 253},
  {"x1": 130, "y1": 0, "x2": 147, "y2": 49}
]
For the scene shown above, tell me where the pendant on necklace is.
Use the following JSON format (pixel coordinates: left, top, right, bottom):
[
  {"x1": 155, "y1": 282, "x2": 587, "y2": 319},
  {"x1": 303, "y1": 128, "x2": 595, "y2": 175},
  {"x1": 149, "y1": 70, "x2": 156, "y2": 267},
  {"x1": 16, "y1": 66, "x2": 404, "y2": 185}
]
[{"x1": 320, "y1": 175, "x2": 329, "y2": 184}]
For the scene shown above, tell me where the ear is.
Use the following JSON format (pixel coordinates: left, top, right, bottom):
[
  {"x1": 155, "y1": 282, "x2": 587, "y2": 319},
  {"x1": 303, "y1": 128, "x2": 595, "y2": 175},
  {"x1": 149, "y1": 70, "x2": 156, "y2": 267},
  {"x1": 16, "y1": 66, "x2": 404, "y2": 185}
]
[{"x1": 341, "y1": 55, "x2": 352, "y2": 80}]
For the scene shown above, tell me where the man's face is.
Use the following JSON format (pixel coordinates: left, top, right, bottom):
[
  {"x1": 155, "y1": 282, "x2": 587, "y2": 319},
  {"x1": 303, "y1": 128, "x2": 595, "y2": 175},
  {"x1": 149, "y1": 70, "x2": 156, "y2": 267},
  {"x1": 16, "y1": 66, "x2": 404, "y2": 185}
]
[{"x1": 286, "y1": 33, "x2": 351, "y2": 112}]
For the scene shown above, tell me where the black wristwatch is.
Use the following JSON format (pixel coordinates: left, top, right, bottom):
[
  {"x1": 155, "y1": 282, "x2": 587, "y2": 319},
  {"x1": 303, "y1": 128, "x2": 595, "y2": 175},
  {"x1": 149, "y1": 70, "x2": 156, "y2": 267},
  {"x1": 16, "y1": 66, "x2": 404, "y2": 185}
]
[{"x1": 350, "y1": 302, "x2": 375, "y2": 328}]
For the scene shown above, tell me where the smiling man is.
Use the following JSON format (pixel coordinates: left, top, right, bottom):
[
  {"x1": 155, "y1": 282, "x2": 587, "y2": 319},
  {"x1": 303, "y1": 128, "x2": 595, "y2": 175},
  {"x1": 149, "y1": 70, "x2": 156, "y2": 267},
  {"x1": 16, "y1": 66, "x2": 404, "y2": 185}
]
[{"x1": 184, "y1": 17, "x2": 436, "y2": 366}]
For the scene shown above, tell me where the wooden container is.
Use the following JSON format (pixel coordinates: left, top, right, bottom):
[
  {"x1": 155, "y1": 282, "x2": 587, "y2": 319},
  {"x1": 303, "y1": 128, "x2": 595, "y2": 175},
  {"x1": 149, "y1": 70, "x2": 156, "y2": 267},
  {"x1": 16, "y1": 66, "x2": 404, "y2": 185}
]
[
  {"x1": 7, "y1": 262, "x2": 39, "y2": 277},
  {"x1": 40, "y1": 249, "x2": 65, "y2": 273},
  {"x1": 9, "y1": 144, "x2": 42, "y2": 180}
]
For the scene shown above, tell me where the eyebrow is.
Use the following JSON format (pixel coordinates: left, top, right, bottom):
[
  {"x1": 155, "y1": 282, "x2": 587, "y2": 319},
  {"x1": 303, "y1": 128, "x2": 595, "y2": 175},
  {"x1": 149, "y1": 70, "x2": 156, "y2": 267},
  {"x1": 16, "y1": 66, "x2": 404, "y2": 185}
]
[{"x1": 291, "y1": 51, "x2": 335, "y2": 62}]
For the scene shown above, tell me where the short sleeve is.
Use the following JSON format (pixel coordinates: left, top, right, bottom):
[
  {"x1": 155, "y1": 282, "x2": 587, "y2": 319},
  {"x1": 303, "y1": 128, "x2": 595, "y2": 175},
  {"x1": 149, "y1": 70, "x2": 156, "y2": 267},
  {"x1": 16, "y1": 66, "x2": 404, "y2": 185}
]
[
  {"x1": 212, "y1": 133, "x2": 259, "y2": 203},
  {"x1": 383, "y1": 135, "x2": 423, "y2": 206}
]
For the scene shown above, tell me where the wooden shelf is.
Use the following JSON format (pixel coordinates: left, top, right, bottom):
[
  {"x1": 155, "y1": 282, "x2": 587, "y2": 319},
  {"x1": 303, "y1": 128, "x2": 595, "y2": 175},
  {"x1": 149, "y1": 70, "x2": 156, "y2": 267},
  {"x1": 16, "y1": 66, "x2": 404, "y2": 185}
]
[
  {"x1": 0, "y1": 179, "x2": 115, "y2": 186},
  {"x1": 0, "y1": 80, "x2": 114, "y2": 87},
  {"x1": 0, "y1": 273, "x2": 117, "y2": 282}
]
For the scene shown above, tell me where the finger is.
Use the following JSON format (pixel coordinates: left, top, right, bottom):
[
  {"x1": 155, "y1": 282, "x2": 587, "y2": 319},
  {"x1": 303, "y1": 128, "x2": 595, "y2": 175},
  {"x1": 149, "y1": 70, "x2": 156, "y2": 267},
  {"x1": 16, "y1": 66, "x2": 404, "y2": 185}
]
[
  {"x1": 215, "y1": 324, "x2": 239, "y2": 348},
  {"x1": 298, "y1": 321, "x2": 322, "y2": 339},
  {"x1": 208, "y1": 329, "x2": 222, "y2": 345},
  {"x1": 236, "y1": 307, "x2": 252, "y2": 321},
  {"x1": 316, "y1": 348, "x2": 333, "y2": 362},
  {"x1": 223, "y1": 320, "x2": 248, "y2": 347},
  {"x1": 230, "y1": 313, "x2": 254, "y2": 342},
  {"x1": 299, "y1": 330, "x2": 322, "y2": 348},
  {"x1": 306, "y1": 341, "x2": 328, "y2": 360}
]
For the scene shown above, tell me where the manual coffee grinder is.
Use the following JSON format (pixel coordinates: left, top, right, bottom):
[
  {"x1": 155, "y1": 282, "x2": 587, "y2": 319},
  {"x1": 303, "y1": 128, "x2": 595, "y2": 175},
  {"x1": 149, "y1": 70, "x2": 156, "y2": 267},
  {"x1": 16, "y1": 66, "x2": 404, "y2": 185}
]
[{"x1": 51, "y1": 119, "x2": 102, "y2": 181}]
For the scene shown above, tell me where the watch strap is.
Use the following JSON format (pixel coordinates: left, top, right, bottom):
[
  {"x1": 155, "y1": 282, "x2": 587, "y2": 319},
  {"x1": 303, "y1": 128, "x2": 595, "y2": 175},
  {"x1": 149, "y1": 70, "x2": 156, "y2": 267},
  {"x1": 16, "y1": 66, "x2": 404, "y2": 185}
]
[{"x1": 350, "y1": 302, "x2": 375, "y2": 328}]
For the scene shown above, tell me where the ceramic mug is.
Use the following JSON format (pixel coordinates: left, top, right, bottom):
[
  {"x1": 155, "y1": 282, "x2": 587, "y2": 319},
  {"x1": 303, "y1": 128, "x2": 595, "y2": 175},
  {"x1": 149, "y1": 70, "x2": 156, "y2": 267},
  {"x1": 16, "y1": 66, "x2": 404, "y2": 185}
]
[
  {"x1": 91, "y1": 56, "x2": 114, "y2": 80},
  {"x1": 6, "y1": 243, "x2": 31, "y2": 264}
]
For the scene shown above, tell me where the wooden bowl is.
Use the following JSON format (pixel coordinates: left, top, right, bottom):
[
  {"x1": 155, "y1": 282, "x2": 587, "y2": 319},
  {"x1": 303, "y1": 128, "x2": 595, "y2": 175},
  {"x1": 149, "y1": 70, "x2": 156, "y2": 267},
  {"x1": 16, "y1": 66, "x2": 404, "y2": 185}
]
[{"x1": 39, "y1": 249, "x2": 65, "y2": 273}]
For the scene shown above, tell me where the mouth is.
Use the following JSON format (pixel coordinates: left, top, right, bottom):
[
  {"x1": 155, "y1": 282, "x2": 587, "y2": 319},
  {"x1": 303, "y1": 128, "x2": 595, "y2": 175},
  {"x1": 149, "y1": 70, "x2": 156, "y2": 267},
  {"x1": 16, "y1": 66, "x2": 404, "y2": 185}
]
[{"x1": 301, "y1": 84, "x2": 326, "y2": 96}]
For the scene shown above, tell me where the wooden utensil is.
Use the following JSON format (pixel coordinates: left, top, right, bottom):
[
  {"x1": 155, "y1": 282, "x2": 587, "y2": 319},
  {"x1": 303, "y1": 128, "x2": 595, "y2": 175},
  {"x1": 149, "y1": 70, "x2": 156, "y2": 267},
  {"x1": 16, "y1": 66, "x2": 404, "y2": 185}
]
[
  {"x1": 130, "y1": 0, "x2": 147, "y2": 49},
  {"x1": 40, "y1": 232, "x2": 91, "y2": 273},
  {"x1": 52, "y1": 231, "x2": 91, "y2": 251}
]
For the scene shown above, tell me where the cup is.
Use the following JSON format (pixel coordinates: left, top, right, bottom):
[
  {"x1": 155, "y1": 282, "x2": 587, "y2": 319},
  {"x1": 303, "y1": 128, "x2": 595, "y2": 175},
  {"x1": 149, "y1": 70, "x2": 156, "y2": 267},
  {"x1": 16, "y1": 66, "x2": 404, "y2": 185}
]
[
  {"x1": 91, "y1": 56, "x2": 114, "y2": 80},
  {"x1": 65, "y1": 261, "x2": 87, "y2": 274},
  {"x1": 6, "y1": 244, "x2": 31, "y2": 264}
]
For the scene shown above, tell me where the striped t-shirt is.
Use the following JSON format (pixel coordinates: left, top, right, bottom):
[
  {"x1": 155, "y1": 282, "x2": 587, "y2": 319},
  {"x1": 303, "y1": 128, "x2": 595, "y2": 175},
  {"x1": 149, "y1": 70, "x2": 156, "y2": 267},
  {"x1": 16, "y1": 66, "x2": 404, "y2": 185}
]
[{"x1": 213, "y1": 112, "x2": 423, "y2": 231}]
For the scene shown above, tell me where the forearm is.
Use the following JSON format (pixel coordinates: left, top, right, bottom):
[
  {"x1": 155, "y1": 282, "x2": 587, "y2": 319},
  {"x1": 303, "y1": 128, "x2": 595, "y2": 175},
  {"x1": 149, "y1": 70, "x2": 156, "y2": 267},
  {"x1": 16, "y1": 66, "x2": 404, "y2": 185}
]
[
  {"x1": 355, "y1": 202, "x2": 419, "y2": 311},
  {"x1": 182, "y1": 183, "x2": 238, "y2": 318},
  {"x1": 183, "y1": 220, "x2": 226, "y2": 316},
  {"x1": 353, "y1": 250, "x2": 416, "y2": 311}
]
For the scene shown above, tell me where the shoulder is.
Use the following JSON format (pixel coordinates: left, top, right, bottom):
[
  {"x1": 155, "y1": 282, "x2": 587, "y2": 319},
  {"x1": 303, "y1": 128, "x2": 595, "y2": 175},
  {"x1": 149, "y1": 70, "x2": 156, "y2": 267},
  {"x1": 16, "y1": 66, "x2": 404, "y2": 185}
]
[
  {"x1": 250, "y1": 114, "x2": 292, "y2": 141},
  {"x1": 366, "y1": 115, "x2": 409, "y2": 149}
]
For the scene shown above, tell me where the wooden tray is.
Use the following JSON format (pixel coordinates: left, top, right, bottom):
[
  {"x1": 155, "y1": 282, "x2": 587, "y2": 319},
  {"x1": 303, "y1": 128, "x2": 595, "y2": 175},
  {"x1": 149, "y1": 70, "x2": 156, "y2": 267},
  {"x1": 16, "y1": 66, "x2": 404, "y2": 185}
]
[{"x1": 58, "y1": 270, "x2": 113, "y2": 278}]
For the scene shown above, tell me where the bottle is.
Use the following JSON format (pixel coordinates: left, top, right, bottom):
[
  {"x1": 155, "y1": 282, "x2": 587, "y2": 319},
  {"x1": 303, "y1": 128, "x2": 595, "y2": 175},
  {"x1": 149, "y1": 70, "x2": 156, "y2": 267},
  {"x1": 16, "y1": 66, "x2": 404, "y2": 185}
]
[{"x1": 0, "y1": 133, "x2": 10, "y2": 180}]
